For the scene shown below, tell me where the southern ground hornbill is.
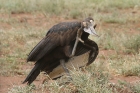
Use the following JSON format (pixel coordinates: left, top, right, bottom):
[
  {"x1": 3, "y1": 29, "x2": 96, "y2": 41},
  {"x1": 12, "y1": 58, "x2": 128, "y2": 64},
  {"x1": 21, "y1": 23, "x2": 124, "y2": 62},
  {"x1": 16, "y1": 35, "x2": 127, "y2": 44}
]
[{"x1": 23, "y1": 17, "x2": 99, "y2": 85}]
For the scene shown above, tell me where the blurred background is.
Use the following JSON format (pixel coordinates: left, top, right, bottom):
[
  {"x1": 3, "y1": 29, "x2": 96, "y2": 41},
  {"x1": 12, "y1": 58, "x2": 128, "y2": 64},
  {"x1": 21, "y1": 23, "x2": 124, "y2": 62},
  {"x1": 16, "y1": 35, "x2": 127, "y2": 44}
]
[{"x1": 0, "y1": 0, "x2": 140, "y2": 93}]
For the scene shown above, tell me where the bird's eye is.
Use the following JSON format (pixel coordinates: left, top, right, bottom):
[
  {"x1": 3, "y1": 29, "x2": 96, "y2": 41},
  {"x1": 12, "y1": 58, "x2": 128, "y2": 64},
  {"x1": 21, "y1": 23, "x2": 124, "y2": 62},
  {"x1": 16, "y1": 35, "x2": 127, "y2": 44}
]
[
  {"x1": 90, "y1": 20, "x2": 93, "y2": 23},
  {"x1": 90, "y1": 20, "x2": 95, "y2": 26}
]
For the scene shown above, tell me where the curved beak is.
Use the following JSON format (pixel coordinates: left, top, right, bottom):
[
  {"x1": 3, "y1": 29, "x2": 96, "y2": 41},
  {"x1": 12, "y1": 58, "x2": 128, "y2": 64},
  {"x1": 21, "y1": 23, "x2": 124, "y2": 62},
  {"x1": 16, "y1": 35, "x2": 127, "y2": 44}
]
[{"x1": 84, "y1": 25, "x2": 99, "y2": 37}]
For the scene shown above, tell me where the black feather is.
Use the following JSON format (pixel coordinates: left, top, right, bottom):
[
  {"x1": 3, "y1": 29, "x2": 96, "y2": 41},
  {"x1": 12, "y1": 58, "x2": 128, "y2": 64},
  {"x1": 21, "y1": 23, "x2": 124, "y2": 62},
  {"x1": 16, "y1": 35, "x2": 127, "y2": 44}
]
[
  {"x1": 23, "y1": 62, "x2": 40, "y2": 85},
  {"x1": 23, "y1": 18, "x2": 99, "y2": 85}
]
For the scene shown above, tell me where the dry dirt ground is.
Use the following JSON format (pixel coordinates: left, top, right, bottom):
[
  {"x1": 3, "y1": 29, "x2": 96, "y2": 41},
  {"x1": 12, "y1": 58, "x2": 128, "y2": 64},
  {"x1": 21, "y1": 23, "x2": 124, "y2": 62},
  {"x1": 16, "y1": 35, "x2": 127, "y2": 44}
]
[
  {"x1": 1, "y1": 51, "x2": 140, "y2": 93},
  {"x1": 0, "y1": 11, "x2": 140, "y2": 93},
  {"x1": 1, "y1": 59, "x2": 140, "y2": 93}
]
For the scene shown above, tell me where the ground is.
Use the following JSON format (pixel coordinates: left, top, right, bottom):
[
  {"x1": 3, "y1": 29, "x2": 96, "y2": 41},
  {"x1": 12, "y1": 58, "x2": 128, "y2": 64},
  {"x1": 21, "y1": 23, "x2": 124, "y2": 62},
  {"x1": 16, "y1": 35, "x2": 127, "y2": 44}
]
[
  {"x1": 0, "y1": 6, "x2": 140, "y2": 93},
  {"x1": 0, "y1": 49, "x2": 140, "y2": 93}
]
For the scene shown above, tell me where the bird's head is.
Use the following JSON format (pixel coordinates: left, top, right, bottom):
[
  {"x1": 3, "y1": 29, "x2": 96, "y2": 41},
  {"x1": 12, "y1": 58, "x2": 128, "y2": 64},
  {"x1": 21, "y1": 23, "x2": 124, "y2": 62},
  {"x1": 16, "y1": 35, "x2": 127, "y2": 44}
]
[{"x1": 82, "y1": 17, "x2": 99, "y2": 37}]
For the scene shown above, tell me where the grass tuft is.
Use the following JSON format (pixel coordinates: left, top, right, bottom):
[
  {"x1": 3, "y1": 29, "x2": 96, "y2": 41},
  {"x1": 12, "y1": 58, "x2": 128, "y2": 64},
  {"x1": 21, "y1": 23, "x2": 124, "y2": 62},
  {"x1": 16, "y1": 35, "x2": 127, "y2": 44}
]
[
  {"x1": 8, "y1": 84, "x2": 36, "y2": 93},
  {"x1": 123, "y1": 35, "x2": 140, "y2": 54}
]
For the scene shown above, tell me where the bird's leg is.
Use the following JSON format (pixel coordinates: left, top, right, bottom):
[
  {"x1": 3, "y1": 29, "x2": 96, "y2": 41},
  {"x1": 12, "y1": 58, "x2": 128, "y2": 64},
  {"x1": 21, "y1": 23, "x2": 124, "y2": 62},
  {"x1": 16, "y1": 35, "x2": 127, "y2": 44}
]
[
  {"x1": 71, "y1": 29, "x2": 84, "y2": 57},
  {"x1": 60, "y1": 59, "x2": 72, "y2": 80},
  {"x1": 71, "y1": 38, "x2": 79, "y2": 57}
]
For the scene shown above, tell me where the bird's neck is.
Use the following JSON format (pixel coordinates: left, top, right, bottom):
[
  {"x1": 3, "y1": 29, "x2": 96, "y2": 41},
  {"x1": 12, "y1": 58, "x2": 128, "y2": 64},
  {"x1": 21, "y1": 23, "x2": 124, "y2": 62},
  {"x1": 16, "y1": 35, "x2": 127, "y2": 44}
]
[{"x1": 81, "y1": 32, "x2": 89, "y2": 40}]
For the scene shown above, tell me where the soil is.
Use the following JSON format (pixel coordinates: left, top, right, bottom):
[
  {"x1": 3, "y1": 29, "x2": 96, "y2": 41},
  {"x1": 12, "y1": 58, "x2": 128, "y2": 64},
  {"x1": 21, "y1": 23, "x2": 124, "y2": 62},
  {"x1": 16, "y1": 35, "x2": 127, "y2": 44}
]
[
  {"x1": 0, "y1": 9, "x2": 140, "y2": 93},
  {"x1": 0, "y1": 76, "x2": 25, "y2": 92},
  {"x1": 1, "y1": 75, "x2": 140, "y2": 93},
  {"x1": 1, "y1": 50, "x2": 140, "y2": 93}
]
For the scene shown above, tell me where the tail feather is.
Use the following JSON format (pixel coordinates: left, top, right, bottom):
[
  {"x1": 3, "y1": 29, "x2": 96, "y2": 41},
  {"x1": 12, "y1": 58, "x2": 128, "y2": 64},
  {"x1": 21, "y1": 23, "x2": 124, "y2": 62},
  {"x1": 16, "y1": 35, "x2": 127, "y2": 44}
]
[{"x1": 23, "y1": 63, "x2": 40, "y2": 85}]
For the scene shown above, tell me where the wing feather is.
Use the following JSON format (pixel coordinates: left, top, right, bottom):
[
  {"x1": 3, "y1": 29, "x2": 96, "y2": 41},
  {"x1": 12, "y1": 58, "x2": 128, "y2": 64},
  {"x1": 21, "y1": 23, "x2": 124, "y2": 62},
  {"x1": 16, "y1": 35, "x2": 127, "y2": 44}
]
[
  {"x1": 27, "y1": 34, "x2": 59, "y2": 62},
  {"x1": 27, "y1": 21, "x2": 81, "y2": 62},
  {"x1": 74, "y1": 39, "x2": 99, "y2": 65}
]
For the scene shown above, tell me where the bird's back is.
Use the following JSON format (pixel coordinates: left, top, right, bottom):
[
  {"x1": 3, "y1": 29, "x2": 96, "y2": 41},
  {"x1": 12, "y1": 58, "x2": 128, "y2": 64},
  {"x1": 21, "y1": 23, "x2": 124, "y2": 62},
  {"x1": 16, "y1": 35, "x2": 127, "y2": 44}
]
[{"x1": 27, "y1": 21, "x2": 81, "y2": 62}]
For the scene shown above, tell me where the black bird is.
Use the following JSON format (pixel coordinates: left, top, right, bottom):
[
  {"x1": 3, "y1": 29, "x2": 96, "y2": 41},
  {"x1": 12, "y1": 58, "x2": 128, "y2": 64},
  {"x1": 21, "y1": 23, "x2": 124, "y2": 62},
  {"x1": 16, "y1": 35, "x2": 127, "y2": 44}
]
[{"x1": 23, "y1": 17, "x2": 99, "y2": 85}]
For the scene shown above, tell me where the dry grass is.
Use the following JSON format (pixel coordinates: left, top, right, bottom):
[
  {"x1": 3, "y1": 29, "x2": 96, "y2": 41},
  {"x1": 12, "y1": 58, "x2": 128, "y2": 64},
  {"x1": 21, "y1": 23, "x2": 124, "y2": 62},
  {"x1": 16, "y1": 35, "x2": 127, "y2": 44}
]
[{"x1": 0, "y1": 0, "x2": 140, "y2": 93}]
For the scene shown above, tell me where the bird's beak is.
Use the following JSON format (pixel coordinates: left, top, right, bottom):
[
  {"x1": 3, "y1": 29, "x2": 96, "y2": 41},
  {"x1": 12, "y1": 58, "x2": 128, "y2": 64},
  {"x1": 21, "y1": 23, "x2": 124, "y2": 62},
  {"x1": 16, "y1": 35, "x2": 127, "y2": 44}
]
[{"x1": 84, "y1": 25, "x2": 99, "y2": 37}]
